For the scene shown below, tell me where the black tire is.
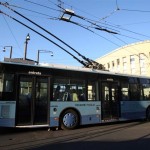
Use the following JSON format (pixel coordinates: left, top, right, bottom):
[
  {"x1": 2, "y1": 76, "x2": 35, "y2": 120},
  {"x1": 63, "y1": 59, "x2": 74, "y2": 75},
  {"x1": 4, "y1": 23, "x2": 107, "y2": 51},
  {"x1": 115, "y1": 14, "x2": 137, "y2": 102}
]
[
  {"x1": 60, "y1": 109, "x2": 79, "y2": 130},
  {"x1": 146, "y1": 107, "x2": 150, "y2": 121}
]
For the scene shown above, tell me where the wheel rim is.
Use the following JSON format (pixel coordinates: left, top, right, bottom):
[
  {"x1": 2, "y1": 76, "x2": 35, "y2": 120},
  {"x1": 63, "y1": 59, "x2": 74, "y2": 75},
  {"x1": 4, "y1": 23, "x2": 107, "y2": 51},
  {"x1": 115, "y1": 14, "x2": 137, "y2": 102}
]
[{"x1": 63, "y1": 113, "x2": 77, "y2": 128}]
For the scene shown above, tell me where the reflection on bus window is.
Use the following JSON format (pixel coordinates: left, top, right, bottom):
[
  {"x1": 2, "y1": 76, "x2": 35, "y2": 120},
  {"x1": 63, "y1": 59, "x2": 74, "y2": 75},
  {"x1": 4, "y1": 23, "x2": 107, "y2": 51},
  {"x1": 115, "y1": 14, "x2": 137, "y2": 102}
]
[
  {"x1": 20, "y1": 81, "x2": 32, "y2": 95},
  {"x1": 121, "y1": 83, "x2": 129, "y2": 100},
  {"x1": 0, "y1": 74, "x2": 14, "y2": 92},
  {"x1": 102, "y1": 83, "x2": 109, "y2": 101},
  {"x1": 36, "y1": 81, "x2": 48, "y2": 101},
  {"x1": 53, "y1": 78, "x2": 85, "y2": 101},
  {"x1": 112, "y1": 88, "x2": 117, "y2": 101},
  {"x1": 130, "y1": 84, "x2": 141, "y2": 100},
  {"x1": 0, "y1": 74, "x2": 14, "y2": 101},
  {"x1": 20, "y1": 80, "x2": 32, "y2": 104},
  {"x1": 143, "y1": 84, "x2": 150, "y2": 100},
  {"x1": 0, "y1": 74, "x2": 3, "y2": 92},
  {"x1": 88, "y1": 81, "x2": 97, "y2": 101}
]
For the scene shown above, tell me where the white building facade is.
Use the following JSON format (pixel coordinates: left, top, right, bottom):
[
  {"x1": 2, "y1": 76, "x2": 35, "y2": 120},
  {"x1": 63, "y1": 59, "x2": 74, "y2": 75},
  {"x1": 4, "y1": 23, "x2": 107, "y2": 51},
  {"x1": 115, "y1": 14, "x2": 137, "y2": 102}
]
[{"x1": 96, "y1": 40, "x2": 150, "y2": 76}]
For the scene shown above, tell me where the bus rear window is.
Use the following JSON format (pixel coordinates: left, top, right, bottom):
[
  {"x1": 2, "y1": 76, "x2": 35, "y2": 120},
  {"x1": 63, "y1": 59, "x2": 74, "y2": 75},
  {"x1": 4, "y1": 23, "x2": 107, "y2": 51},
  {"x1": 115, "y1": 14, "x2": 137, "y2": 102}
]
[
  {"x1": 0, "y1": 74, "x2": 14, "y2": 92},
  {"x1": 0, "y1": 74, "x2": 14, "y2": 101}
]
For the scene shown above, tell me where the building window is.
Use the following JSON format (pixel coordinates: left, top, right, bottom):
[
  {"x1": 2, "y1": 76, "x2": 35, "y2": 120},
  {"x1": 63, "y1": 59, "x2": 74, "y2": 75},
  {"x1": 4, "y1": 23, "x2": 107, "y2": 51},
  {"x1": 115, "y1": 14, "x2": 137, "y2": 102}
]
[
  {"x1": 117, "y1": 59, "x2": 120, "y2": 65},
  {"x1": 107, "y1": 63, "x2": 110, "y2": 70},
  {"x1": 112, "y1": 61, "x2": 115, "y2": 71},
  {"x1": 139, "y1": 53, "x2": 145, "y2": 67},
  {"x1": 130, "y1": 55, "x2": 135, "y2": 68},
  {"x1": 123, "y1": 57, "x2": 127, "y2": 73},
  {"x1": 139, "y1": 53, "x2": 146, "y2": 75},
  {"x1": 130, "y1": 55, "x2": 135, "y2": 74},
  {"x1": 140, "y1": 67, "x2": 146, "y2": 75},
  {"x1": 117, "y1": 59, "x2": 120, "y2": 72}
]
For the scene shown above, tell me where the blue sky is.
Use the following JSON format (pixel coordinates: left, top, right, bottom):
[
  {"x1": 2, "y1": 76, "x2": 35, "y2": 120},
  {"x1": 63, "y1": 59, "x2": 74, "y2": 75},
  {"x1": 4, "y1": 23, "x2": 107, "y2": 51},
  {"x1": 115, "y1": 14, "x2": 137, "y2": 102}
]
[{"x1": 1, "y1": 0, "x2": 150, "y2": 66}]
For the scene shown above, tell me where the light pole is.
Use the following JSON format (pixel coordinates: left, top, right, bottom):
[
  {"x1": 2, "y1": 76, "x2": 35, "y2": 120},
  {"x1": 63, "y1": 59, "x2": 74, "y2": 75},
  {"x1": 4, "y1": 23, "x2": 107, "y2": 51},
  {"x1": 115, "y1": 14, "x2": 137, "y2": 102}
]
[
  {"x1": 37, "y1": 50, "x2": 53, "y2": 64},
  {"x1": 3, "y1": 46, "x2": 13, "y2": 58},
  {"x1": 24, "y1": 33, "x2": 30, "y2": 60}
]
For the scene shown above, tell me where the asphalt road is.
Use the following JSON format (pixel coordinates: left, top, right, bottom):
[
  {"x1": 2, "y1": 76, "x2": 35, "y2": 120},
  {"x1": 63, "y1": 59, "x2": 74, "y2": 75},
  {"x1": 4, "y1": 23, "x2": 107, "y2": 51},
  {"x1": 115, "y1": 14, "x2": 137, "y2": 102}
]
[{"x1": 0, "y1": 121, "x2": 150, "y2": 150}]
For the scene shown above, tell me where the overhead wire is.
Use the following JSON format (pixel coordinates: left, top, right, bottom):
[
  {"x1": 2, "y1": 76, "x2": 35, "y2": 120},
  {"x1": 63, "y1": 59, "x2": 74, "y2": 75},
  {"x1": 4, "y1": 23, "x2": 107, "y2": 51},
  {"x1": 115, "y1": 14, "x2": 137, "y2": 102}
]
[
  {"x1": 99, "y1": 0, "x2": 120, "y2": 21},
  {"x1": 1, "y1": 14, "x2": 22, "y2": 57},
  {"x1": 24, "y1": 0, "x2": 61, "y2": 12},
  {"x1": 0, "y1": 2, "x2": 105, "y2": 69},
  {"x1": 10, "y1": 4, "x2": 59, "y2": 19},
  {"x1": 121, "y1": 8, "x2": 150, "y2": 13},
  {"x1": 24, "y1": 0, "x2": 149, "y2": 44},
  {"x1": 60, "y1": 16, "x2": 94, "y2": 33},
  {"x1": 117, "y1": 20, "x2": 150, "y2": 26},
  {"x1": 56, "y1": 3, "x2": 125, "y2": 48},
  {"x1": 23, "y1": 0, "x2": 149, "y2": 56},
  {"x1": 53, "y1": 0, "x2": 150, "y2": 58},
  {"x1": 25, "y1": 0, "x2": 150, "y2": 65},
  {"x1": 53, "y1": 1, "x2": 118, "y2": 34},
  {"x1": 0, "y1": 10, "x2": 87, "y2": 66},
  {"x1": 2, "y1": 1, "x2": 150, "y2": 68},
  {"x1": 60, "y1": 17, "x2": 122, "y2": 47},
  {"x1": 52, "y1": 1, "x2": 150, "y2": 40},
  {"x1": 54, "y1": 0, "x2": 150, "y2": 40},
  {"x1": 23, "y1": 0, "x2": 122, "y2": 47}
]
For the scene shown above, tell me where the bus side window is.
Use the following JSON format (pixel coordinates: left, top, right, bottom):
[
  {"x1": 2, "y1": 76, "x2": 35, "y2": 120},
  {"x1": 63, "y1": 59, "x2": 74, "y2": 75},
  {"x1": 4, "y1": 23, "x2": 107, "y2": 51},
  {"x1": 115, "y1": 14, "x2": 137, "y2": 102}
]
[
  {"x1": 121, "y1": 83, "x2": 129, "y2": 101},
  {"x1": 143, "y1": 84, "x2": 150, "y2": 100},
  {"x1": 72, "y1": 89, "x2": 79, "y2": 101},
  {"x1": 53, "y1": 78, "x2": 86, "y2": 101},
  {"x1": 53, "y1": 85, "x2": 61, "y2": 101},
  {"x1": 78, "y1": 89, "x2": 86, "y2": 101},
  {"x1": 130, "y1": 84, "x2": 141, "y2": 101},
  {"x1": 88, "y1": 81, "x2": 98, "y2": 101}
]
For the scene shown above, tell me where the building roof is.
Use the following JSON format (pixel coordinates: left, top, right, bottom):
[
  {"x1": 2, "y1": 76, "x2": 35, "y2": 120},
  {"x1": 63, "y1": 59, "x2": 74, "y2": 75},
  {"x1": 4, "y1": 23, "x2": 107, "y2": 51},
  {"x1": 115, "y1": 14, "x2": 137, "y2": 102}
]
[{"x1": 96, "y1": 40, "x2": 150, "y2": 61}]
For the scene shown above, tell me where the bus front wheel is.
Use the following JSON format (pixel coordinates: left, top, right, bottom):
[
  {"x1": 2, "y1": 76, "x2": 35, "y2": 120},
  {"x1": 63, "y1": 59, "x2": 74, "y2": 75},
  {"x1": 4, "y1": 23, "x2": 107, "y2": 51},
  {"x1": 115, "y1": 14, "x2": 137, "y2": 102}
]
[{"x1": 60, "y1": 109, "x2": 79, "y2": 130}]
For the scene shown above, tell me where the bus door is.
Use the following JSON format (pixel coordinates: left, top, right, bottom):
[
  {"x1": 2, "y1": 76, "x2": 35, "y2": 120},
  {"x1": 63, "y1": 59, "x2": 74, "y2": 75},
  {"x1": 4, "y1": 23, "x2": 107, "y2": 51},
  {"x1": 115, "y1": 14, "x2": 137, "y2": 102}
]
[
  {"x1": 101, "y1": 81, "x2": 120, "y2": 121},
  {"x1": 16, "y1": 75, "x2": 49, "y2": 126}
]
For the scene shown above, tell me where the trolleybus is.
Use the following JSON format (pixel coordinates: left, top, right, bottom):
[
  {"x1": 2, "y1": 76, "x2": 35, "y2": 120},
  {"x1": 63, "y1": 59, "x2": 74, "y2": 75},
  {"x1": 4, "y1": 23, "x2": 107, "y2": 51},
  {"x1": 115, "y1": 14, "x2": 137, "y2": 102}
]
[{"x1": 0, "y1": 61, "x2": 150, "y2": 130}]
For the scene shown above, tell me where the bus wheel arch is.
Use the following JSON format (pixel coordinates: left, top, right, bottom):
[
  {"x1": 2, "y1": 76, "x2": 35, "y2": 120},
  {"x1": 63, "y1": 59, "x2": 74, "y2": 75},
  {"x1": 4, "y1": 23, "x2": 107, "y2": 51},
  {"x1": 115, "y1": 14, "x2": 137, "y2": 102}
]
[
  {"x1": 59, "y1": 108, "x2": 80, "y2": 130},
  {"x1": 146, "y1": 106, "x2": 150, "y2": 121}
]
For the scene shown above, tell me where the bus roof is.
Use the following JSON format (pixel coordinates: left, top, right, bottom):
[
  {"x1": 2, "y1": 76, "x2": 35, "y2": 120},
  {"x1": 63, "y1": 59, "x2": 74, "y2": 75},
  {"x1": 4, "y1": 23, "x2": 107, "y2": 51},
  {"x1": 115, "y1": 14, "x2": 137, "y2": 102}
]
[{"x1": 0, "y1": 61, "x2": 149, "y2": 79}]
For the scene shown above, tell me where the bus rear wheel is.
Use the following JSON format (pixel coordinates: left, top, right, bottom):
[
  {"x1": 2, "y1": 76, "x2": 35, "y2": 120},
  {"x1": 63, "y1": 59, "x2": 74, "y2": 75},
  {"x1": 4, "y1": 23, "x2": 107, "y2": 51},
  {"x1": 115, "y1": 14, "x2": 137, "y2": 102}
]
[{"x1": 60, "y1": 109, "x2": 79, "y2": 130}]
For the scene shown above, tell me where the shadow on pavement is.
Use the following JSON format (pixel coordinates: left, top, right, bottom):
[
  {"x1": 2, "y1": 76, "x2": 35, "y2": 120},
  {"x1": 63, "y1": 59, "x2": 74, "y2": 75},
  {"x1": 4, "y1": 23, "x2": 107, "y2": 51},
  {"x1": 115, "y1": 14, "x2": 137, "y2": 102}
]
[{"x1": 30, "y1": 138, "x2": 150, "y2": 150}]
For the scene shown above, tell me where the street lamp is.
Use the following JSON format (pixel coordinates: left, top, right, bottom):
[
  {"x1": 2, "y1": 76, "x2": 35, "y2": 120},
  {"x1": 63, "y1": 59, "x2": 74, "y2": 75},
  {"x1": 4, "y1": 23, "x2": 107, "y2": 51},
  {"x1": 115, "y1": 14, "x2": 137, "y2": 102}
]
[
  {"x1": 37, "y1": 50, "x2": 53, "y2": 64},
  {"x1": 24, "y1": 33, "x2": 30, "y2": 60},
  {"x1": 3, "y1": 46, "x2": 13, "y2": 58}
]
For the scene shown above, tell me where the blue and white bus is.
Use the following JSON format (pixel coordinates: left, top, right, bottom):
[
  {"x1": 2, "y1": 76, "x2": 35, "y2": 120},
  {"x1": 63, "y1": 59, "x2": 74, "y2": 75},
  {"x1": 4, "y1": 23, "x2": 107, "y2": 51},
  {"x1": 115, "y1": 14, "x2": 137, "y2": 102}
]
[{"x1": 0, "y1": 61, "x2": 150, "y2": 130}]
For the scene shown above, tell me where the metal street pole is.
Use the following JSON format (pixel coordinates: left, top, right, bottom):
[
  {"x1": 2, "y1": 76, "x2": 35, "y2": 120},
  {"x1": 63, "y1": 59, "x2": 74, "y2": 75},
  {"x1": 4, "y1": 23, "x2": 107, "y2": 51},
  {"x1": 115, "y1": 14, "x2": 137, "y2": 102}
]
[
  {"x1": 24, "y1": 33, "x2": 30, "y2": 60},
  {"x1": 37, "y1": 50, "x2": 53, "y2": 65},
  {"x1": 3, "y1": 46, "x2": 13, "y2": 58}
]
